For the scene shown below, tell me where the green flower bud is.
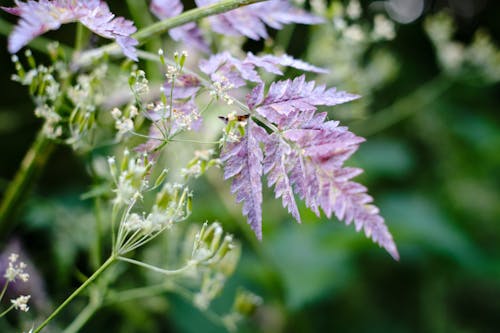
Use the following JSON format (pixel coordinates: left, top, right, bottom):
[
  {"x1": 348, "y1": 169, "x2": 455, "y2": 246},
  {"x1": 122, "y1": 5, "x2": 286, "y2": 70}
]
[{"x1": 233, "y1": 289, "x2": 262, "y2": 317}]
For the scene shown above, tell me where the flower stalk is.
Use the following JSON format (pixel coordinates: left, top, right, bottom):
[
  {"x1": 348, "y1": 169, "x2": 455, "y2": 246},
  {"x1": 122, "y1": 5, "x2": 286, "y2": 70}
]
[
  {"x1": 75, "y1": 0, "x2": 267, "y2": 65},
  {"x1": 32, "y1": 255, "x2": 116, "y2": 333},
  {"x1": 0, "y1": 129, "x2": 54, "y2": 239}
]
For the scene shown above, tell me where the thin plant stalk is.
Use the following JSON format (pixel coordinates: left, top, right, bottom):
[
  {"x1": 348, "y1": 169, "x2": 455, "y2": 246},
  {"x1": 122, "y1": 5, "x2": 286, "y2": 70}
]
[
  {"x1": 0, "y1": 304, "x2": 14, "y2": 318},
  {"x1": 62, "y1": 296, "x2": 101, "y2": 333},
  {"x1": 32, "y1": 256, "x2": 116, "y2": 333},
  {"x1": 125, "y1": 0, "x2": 162, "y2": 81},
  {"x1": 117, "y1": 256, "x2": 193, "y2": 276},
  {"x1": 0, "y1": 130, "x2": 54, "y2": 238},
  {"x1": 350, "y1": 74, "x2": 454, "y2": 136},
  {"x1": 75, "y1": 0, "x2": 267, "y2": 65}
]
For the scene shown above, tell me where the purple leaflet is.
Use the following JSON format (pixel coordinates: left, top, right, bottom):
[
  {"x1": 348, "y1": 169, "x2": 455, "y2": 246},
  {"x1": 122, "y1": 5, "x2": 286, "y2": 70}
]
[
  {"x1": 199, "y1": 52, "x2": 261, "y2": 88},
  {"x1": 253, "y1": 75, "x2": 359, "y2": 128},
  {"x1": 195, "y1": 0, "x2": 323, "y2": 40},
  {"x1": 264, "y1": 117, "x2": 399, "y2": 259},
  {"x1": 200, "y1": 53, "x2": 328, "y2": 90},
  {"x1": 262, "y1": 134, "x2": 301, "y2": 223},
  {"x1": 331, "y1": 169, "x2": 399, "y2": 260},
  {"x1": 220, "y1": 119, "x2": 268, "y2": 239},
  {"x1": 244, "y1": 52, "x2": 328, "y2": 75},
  {"x1": 150, "y1": 0, "x2": 209, "y2": 53},
  {"x1": 237, "y1": 75, "x2": 399, "y2": 258},
  {"x1": 135, "y1": 125, "x2": 163, "y2": 160},
  {"x1": 2, "y1": 0, "x2": 138, "y2": 60}
]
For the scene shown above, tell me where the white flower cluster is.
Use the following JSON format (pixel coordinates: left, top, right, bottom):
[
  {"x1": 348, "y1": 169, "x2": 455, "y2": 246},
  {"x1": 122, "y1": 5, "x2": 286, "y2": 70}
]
[
  {"x1": 181, "y1": 149, "x2": 220, "y2": 179},
  {"x1": 11, "y1": 52, "x2": 63, "y2": 138},
  {"x1": 34, "y1": 104, "x2": 62, "y2": 139},
  {"x1": 11, "y1": 295, "x2": 31, "y2": 312},
  {"x1": 108, "y1": 150, "x2": 152, "y2": 205},
  {"x1": 210, "y1": 77, "x2": 235, "y2": 105},
  {"x1": 190, "y1": 222, "x2": 239, "y2": 310},
  {"x1": 425, "y1": 12, "x2": 500, "y2": 82},
  {"x1": 68, "y1": 65, "x2": 107, "y2": 113},
  {"x1": 130, "y1": 69, "x2": 149, "y2": 96},
  {"x1": 1, "y1": 253, "x2": 31, "y2": 316},
  {"x1": 117, "y1": 182, "x2": 191, "y2": 255},
  {"x1": 332, "y1": 0, "x2": 396, "y2": 43},
  {"x1": 165, "y1": 51, "x2": 188, "y2": 83},
  {"x1": 122, "y1": 183, "x2": 191, "y2": 234},
  {"x1": 4, "y1": 253, "x2": 29, "y2": 283},
  {"x1": 111, "y1": 106, "x2": 139, "y2": 138}
]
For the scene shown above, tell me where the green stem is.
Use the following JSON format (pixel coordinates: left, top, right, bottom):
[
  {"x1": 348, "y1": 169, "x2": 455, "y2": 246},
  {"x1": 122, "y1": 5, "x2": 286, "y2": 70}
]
[
  {"x1": 117, "y1": 256, "x2": 193, "y2": 276},
  {"x1": 350, "y1": 74, "x2": 454, "y2": 136},
  {"x1": 0, "y1": 304, "x2": 14, "y2": 318},
  {"x1": 0, "y1": 281, "x2": 9, "y2": 301},
  {"x1": 0, "y1": 130, "x2": 54, "y2": 239},
  {"x1": 74, "y1": 22, "x2": 90, "y2": 53},
  {"x1": 62, "y1": 297, "x2": 100, "y2": 333},
  {"x1": 104, "y1": 282, "x2": 175, "y2": 306},
  {"x1": 75, "y1": 0, "x2": 267, "y2": 65},
  {"x1": 90, "y1": 197, "x2": 103, "y2": 269},
  {"x1": 125, "y1": 0, "x2": 162, "y2": 81},
  {"x1": 33, "y1": 256, "x2": 116, "y2": 333}
]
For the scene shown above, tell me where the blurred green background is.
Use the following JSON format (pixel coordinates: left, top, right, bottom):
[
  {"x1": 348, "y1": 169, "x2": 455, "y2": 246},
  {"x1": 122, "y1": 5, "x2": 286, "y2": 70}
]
[{"x1": 0, "y1": 0, "x2": 499, "y2": 332}]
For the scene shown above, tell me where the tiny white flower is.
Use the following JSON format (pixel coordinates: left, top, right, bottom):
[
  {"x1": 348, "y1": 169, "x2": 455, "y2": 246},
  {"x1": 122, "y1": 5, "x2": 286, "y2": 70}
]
[
  {"x1": 346, "y1": 0, "x2": 361, "y2": 20},
  {"x1": 111, "y1": 107, "x2": 122, "y2": 119},
  {"x1": 11, "y1": 295, "x2": 31, "y2": 312}
]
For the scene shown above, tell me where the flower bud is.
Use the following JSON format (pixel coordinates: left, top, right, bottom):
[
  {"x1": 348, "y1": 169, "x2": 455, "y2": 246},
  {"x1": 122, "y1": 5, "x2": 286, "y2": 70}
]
[{"x1": 233, "y1": 289, "x2": 262, "y2": 317}]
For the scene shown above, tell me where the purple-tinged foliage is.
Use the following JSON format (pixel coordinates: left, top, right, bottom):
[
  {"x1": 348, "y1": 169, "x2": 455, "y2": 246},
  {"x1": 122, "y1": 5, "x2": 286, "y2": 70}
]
[
  {"x1": 195, "y1": 0, "x2": 323, "y2": 40},
  {"x1": 253, "y1": 75, "x2": 359, "y2": 128},
  {"x1": 135, "y1": 125, "x2": 163, "y2": 159},
  {"x1": 200, "y1": 52, "x2": 261, "y2": 88},
  {"x1": 2, "y1": 0, "x2": 138, "y2": 60},
  {"x1": 200, "y1": 53, "x2": 328, "y2": 89},
  {"x1": 0, "y1": 238, "x2": 49, "y2": 311},
  {"x1": 245, "y1": 52, "x2": 329, "y2": 75},
  {"x1": 150, "y1": 0, "x2": 209, "y2": 52},
  {"x1": 222, "y1": 76, "x2": 399, "y2": 259},
  {"x1": 220, "y1": 119, "x2": 268, "y2": 239},
  {"x1": 262, "y1": 134, "x2": 301, "y2": 223}
]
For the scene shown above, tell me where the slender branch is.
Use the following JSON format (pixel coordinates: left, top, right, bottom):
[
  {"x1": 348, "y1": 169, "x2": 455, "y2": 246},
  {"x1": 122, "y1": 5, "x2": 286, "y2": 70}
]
[
  {"x1": 0, "y1": 304, "x2": 14, "y2": 318},
  {"x1": 117, "y1": 256, "x2": 193, "y2": 276},
  {"x1": 103, "y1": 282, "x2": 176, "y2": 306},
  {"x1": 0, "y1": 281, "x2": 9, "y2": 301},
  {"x1": 350, "y1": 74, "x2": 454, "y2": 136},
  {"x1": 62, "y1": 297, "x2": 100, "y2": 333},
  {"x1": 33, "y1": 256, "x2": 116, "y2": 333},
  {"x1": 75, "y1": 0, "x2": 267, "y2": 66},
  {"x1": 0, "y1": 130, "x2": 54, "y2": 238},
  {"x1": 125, "y1": 0, "x2": 162, "y2": 81}
]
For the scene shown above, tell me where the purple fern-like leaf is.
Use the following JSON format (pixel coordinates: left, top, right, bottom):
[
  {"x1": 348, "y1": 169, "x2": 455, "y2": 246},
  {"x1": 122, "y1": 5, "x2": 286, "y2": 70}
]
[
  {"x1": 150, "y1": 0, "x2": 209, "y2": 52},
  {"x1": 240, "y1": 75, "x2": 398, "y2": 258},
  {"x1": 2, "y1": 0, "x2": 138, "y2": 60},
  {"x1": 220, "y1": 119, "x2": 268, "y2": 239},
  {"x1": 201, "y1": 53, "x2": 329, "y2": 90},
  {"x1": 263, "y1": 134, "x2": 301, "y2": 223},
  {"x1": 199, "y1": 52, "x2": 261, "y2": 88},
  {"x1": 195, "y1": 0, "x2": 323, "y2": 40},
  {"x1": 245, "y1": 52, "x2": 328, "y2": 75},
  {"x1": 251, "y1": 75, "x2": 359, "y2": 127}
]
